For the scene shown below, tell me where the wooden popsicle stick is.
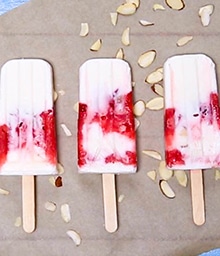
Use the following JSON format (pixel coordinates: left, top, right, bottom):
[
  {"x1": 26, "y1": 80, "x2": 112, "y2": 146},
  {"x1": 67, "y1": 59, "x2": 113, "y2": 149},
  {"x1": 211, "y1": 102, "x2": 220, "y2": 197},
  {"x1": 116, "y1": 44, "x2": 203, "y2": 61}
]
[
  {"x1": 190, "y1": 169, "x2": 205, "y2": 226},
  {"x1": 22, "y1": 175, "x2": 35, "y2": 233},
  {"x1": 102, "y1": 173, "x2": 118, "y2": 233}
]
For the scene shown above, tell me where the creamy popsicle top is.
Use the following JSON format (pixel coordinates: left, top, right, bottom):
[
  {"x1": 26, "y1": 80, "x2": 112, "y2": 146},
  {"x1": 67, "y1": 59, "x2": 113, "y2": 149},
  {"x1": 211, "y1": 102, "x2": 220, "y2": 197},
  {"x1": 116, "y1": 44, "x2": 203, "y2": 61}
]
[
  {"x1": 164, "y1": 54, "x2": 220, "y2": 170},
  {"x1": 0, "y1": 59, "x2": 57, "y2": 175},
  {"x1": 78, "y1": 58, "x2": 137, "y2": 174}
]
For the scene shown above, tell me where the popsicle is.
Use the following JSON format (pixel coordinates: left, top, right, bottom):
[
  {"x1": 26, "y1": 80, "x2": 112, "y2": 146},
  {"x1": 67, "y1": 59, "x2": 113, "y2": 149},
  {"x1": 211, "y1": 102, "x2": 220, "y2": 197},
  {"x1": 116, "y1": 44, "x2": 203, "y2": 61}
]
[
  {"x1": 78, "y1": 58, "x2": 137, "y2": 232},
  {"x1": 163, "y1": 54, "x2": 220, "y2": 225},
  {"x1": 0, "y1": 59, "x2": 58, "y2": 232}
]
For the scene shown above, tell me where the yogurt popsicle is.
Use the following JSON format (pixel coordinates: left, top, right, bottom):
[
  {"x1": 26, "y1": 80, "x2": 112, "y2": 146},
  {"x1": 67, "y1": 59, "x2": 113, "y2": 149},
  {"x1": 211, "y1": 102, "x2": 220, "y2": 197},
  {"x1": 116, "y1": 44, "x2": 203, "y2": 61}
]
[
  {"x1": 164, "y1": 54, "x2": 220, "y2": 225},
  {"x1": 0, "y1": 59, "x2": 58, "y2": 232},
  {"x1": 78, "y1": 58, "x2": 137, "y2": 232}
]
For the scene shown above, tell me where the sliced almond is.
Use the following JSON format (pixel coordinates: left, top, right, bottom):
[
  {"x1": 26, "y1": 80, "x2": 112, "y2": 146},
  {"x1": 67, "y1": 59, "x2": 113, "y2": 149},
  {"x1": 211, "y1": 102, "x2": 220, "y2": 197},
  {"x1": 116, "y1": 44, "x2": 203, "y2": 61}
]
[
  {"x1": 159, "y1": 160, "x2": 173, "y2": 180},
  {"x1": 133, "y1": 100, "x2": 146, "y2": 117},
  {"x1": 61, "y1": 203, "x2": 71, "y2": 223},
  {"x1": 115, "y1": 48, "x2": 124, "y2": 59},
  {"x1": 153, "y1": 4, "x2": 165, "y2": 11},
  {"x1": 110, "y1": 12, "x2": 118, "y2": 26},
  {"x1": 165, "y1": 0, "x2": 185, "y2": 10},
  {"x1": 118, "y1": 194, "x2": 125, "y2": 203},
  {"x1": 117, "y1": 2, "x2": 137, "y2": 15},
  {"x1": 44, "y1": 201, "x2": 57, "y2": 212},
  {"x1": 126, "y1": 0, "x2": 140, "y2": 8},
  {"x1": 174, "y1": 170, "x2": 187, "y2": 187},
  {"x1": 199, "y1": 4, "x2": 214, "y2": 26},
  {"x1": 176, "y1": 36, "x2": 193, "y2": 47},
  {"x1": 57, "y1": 162, "x2": 65, "y2": 175},
  {"x1": 138, "y1": 50, "x2": 156, "y2": 68},
  {"x1": 49, "y1": 176, "x2": 56, "y2": 186},
  {"x1": 145, "y1": 68, "x2": 163, "y2": 84},
  {"x1": 80, "y1": 23, "x2": 89, "y2": 37},
  {"x1": 73, "y1": 102, "x2": 79, "y2": 113},
  {"x1": 147, "y1": 170, "x2": 157, "y2": 181},
  {"x1": 151, "y1": 83, "x2": 164, "y2": 97},
  {"x1": 134, "y1": 118, "x2": 140, "y2": 130},
  {"x1": 122, "y1": 27, "x2": 130, "y2": 46},
  {"x1": 67, "y1": 230, "x2": 81, "y2": 246},
  {"x1": 14, "y1": 217, "x2": 22, "y2": 227},
  {"x1": 90, "y1": 39, "x2": 102, "y2": 51},
  {"x1": 159, "y1": 180, "x2": 175, "y2": 199},
  {"x1": 139, "y1": 20, "x2": 154, "y2": 26},
  {"x1": 0, "y1": 188, "x2": 9, "y2": 195},
  {"x1": 146, "y1": 97, "x2": 164, "y2": 110},
  {"x1": 215, "y1": 170, "x2": 220, "y2": 181},
  {"x1": 54, "y1": 91, "x2": 58, "y2": 102},
  {"x1": 60, "y1": 123, "x2": 72, "y2": 136},
  {"x1": 142, "y1": 150, "x2": 162, "y2": 160}
]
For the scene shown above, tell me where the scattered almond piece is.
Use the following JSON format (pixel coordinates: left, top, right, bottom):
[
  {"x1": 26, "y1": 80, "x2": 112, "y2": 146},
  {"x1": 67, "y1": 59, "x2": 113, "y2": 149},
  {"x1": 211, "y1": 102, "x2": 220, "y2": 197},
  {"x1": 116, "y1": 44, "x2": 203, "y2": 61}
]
[
  {"x1": 61, "y1": 203, "x2": 71, "y2": 223},
  {"x1": 159, "y1": 161, "x2": 173, "y2": 180},
  {"x1": 110, "y1": 12, "x2": 118, "y2": 26},
  {"x1": 0, "y1": 188, "x2": 9, "y2": 195},
  {"x1": 57, "y1": 162, "x2": 65, "y2": 175},
  {"x1": 115, "y1": 48, "x2": 124, "y2": 59},
  {"x1": 134, "y1": 118, "x2": 140, "y2": 130},
  {"x1": 126, "y1": 0, "x2": 140, "y2": 8},
  {"x1": 151, "y1": 83, "x2": 164, "y2": 97},
  {"x1": 54, "y1": 91, "x2": 58, "y2": 102},
  {"x1": 49, "y1": 176, "x2": 56, "y2": 186},
  {"x1": 159, "y1": 180, "x2": 175, "y2": 199},
  {"x1": 133, "y1": 100, "x2": 146, "y2": 117},
  {"x1": 44, "y1": 201, "x2": 57, "y2": 212},
  {"x1": 60, "y1": 123, "x2": 72, "y2": 136},
  {"x1": 147, "y1": 170, "x2": 157, "y2": 181},
  {"x1": 117, "y1": 2, "x2": 137, "y2": 15},
  {"x1": 146, "y1": 97, "x2": 164, "y2": 110},
  {"x1": 67, "y1": 230, "x2": 82, "y2": 246},
  {"x1": 139, "y1": 20, "x2": 154, "y2": 26},
  {"x1": 14, "y1": 217, "x2": 22, "y2": 227},
  {"x1": 73, "y1": 102, "x2": 79, "y2": 113},
  {"x1": 142, "y1": 150, "x2": 162, "y2": 160},
  {"x1": 165, "y1": 0, "x2": 185, "y2": 10},
  {"x1": 174, "y1": 170, "x2": 187, "y2": 187},
  {"x1": 80, "y1": 23, "x2": 89, "y2": 37},
  {"x1": 55, "y1": 176, "x2": 63, "y2": 187},
  {"x1": 153, "y1": 4, "x2": 165, "y2": 11},
  {"x1": 90, "y1": 39, "x2": 102, "y2": 51},
  {"x1": 118, "y1": 194, "x2": 125, "y2": 203},
  {"x1": 122, "y1": 27, "x2": 130, "y2": 46},
  {"x1": 138, "y1": 50, "x2": 156, "y2": 68},
  {"x1": 215, "y1": 170, "x2": 220, "y2": 181},
  {"x1": 176, "y1": 36, "x2": 193, "y2": 47},
  {"x1": 146, "y1": 67, "x2": 163, "y2": 84},
  {"x1": 199, "y1": 4, "x2": 214, "y2": 27}
]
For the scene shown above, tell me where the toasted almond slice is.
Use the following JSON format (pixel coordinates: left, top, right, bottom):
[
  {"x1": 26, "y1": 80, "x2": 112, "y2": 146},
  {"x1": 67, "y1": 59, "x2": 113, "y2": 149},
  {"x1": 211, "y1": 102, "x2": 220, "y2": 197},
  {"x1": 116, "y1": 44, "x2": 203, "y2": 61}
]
[
  {"x1": 159, "y1": 180, "x2": 175, "y2": 199},
  {"x1": 126, "y1": 0, "x2": 140, "y2": 8},
  {"x1": 146, "y1": 68, "x2": 163, "y2": 84},
  {"x1": 122, "y1": 27, "x2": 130, "y2": 46},
  {"x1": 118, "y1": 194, "x2": 125, "y2": 203},
  {"x1": 174, "y1": 170, "x2": 187, "y2": 187},
  {"x1": 117, "y1": 2, "x2": 137, "y2": 15},
  {"x1": 138, "y1": 50, "x2": 156, "y2": 68},
  {"x1": 0, "y1": 188, "x2": 9, "y2": 195},
  {"x1": 115, "y1": 48, "x2": 124, "y2": 59},
  {"x1": 165, "y1": 0, "x2": 185, "y2": 10},
  {"x1": 142, "y1": 150, "x2": 162, "y2": 160},
  {"x1": 146, "y1": 97, "x2": 164, "y2": 110},
  {"x1": 14, "y1": 217, "x2": 22, "y2": 227},
  {"x1": 57, "y1": 162, "x2": 65, "y2": 174},
  {"x1": 153, "y1": 4, "x2": 165, "y2": 11},
  {"x1": 134, "y1": 118, "x2": 140, "y2": 130},
  {"x1": 67, "y1": 230, "x2": 81, "y2": 246},
  {"x1": 159, "y1": 160, "x2": 173, "y2": 180},
  {"x1": 176, "y1": 36, "x2": 193, "y2": 47},
  {"x1": 147, "y1": 170, "x2": 157, "y2": 181},
  {"x1": 90, "y1": 39, "x2": 102, "y2": 51},
  {"x1": 49, "y1": 176, "x2": 56, "y2": 186},
  {"x1": 110, "y1": 12, "x2": 118, "y2": 26},
  {"x1": 151, "y1": 83, "x2": 164, "y2": 97},
  {"x1": 215, "y1": 170, "x2": 220, "y2": 181},
  {"x1": 80, "y1": 23, "x2": 89, "y2": 37},
  {"x1": 133, "y1": 100, "x2": 146, "y2": 117},
  {"x1": 199, "y1": 5, "x2": 214, "y2": 27},
  {"x1": 73, "y1": 102, "x2": 79, "y2": 113},
  {"x1": 44, "y1": 201, "x2": 57, "y2": 212},
  {"x1": 60, "y1": 123, "x2": 72, "y2": 136},
  {"x1": 54, "y1": 91, "x2": 58, "y2": 102},
  {"x1": 139, "y1": 20, "x2": 154, "y2": 26},
  {"x1": 61, "y1": 203, "x2": 71, "y2": 223}
]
